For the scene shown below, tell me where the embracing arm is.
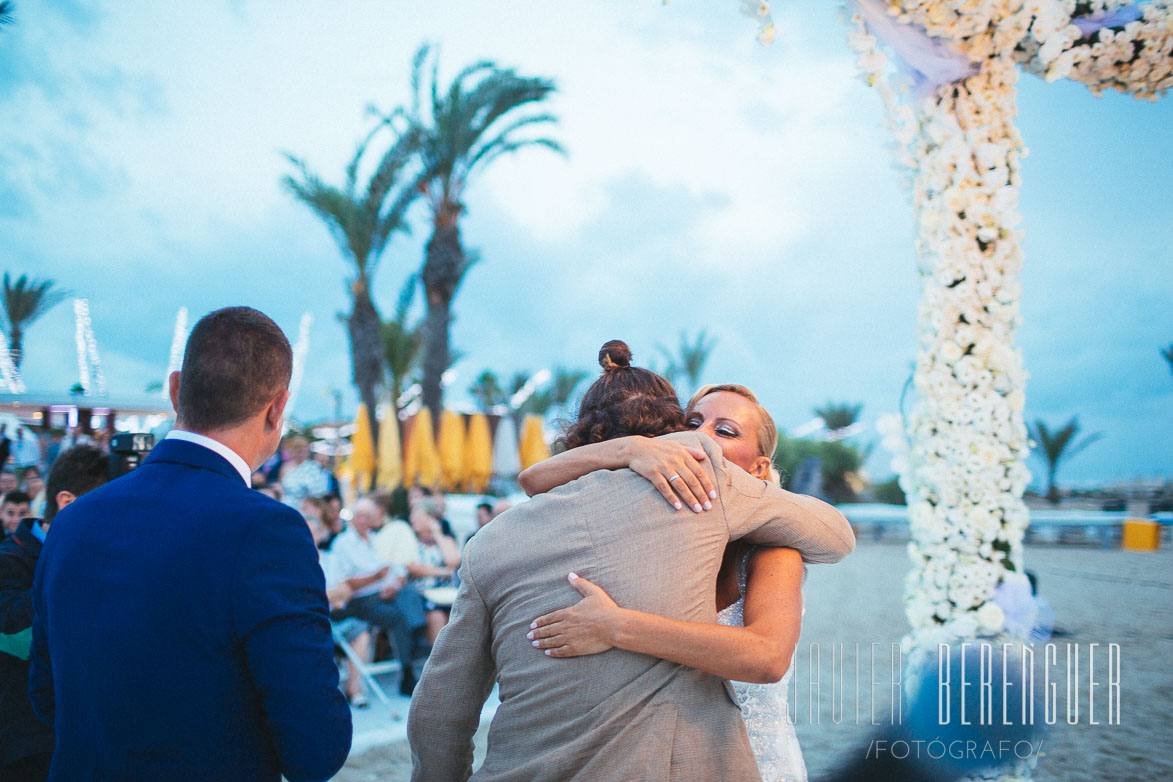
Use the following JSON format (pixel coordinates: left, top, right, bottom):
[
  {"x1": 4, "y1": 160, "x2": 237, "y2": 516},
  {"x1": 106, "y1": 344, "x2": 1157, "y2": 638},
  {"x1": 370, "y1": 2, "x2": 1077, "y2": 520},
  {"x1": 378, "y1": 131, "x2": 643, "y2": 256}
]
[
  {"x1": 529, "y1": 548, "x2": 803, "y2": 684},
  {"x1": 518, "y1": 435, "x2": 716, "y2": 512},
  {"x1": 721, "y1": 461, "x2": 855, "y2": 563}
]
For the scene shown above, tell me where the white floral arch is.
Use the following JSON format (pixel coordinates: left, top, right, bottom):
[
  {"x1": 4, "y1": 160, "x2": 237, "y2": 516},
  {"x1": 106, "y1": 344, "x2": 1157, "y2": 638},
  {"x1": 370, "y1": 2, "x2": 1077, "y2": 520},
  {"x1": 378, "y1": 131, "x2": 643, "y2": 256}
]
[{"x1": 731, "y1": 2, "x2": 1170, "y2": 777}]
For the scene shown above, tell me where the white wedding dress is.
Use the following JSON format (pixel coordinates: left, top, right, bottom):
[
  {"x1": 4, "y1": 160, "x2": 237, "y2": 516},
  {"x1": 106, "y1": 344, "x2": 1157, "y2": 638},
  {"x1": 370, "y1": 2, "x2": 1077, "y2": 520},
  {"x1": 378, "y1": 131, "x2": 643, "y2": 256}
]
[{"x1": 716, "y1": 548, "x2": 808, "y2": 782}]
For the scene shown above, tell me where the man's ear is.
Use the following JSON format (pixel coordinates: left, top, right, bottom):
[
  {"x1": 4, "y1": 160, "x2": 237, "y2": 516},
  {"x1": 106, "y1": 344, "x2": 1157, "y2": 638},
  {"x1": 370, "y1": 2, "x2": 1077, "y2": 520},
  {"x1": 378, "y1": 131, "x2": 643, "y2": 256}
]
[
  {"x1": 168, "y1": 371, "x2": 181, "y2": 414},
  {"x1": 265, "y1": 390, "x2": 291, "y2": 432},
  {"x1": 55, "y1": 490, "x2": 78, "y2": 512}
]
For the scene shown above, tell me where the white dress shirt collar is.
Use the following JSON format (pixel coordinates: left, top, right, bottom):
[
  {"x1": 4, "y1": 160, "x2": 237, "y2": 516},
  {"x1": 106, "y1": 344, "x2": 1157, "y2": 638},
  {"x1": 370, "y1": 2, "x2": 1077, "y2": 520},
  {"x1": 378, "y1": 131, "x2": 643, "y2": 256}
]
[{"x1": 164, "y1": 429, "x2": 253, "y2": 487}]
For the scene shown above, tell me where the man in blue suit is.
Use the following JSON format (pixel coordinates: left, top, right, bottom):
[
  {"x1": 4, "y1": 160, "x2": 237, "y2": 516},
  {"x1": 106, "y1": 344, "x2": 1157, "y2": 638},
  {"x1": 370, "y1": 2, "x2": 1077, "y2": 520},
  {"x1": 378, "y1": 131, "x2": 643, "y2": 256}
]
[{"x1": 30, "y1": 306, "x2": 352, "y2": 782}]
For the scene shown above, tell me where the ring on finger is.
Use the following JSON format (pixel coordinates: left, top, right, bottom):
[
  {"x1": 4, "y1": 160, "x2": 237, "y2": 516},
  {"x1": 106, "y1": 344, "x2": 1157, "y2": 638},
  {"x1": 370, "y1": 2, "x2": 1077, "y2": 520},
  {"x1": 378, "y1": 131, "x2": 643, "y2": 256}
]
[{"x1": 668, "y1": 474, "x2": 681, "y2": 482}]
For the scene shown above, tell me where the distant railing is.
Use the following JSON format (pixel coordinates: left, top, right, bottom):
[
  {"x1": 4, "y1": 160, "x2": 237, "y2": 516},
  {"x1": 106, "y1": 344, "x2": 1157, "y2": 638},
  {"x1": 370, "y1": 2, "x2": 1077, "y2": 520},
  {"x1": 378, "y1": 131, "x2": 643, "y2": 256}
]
[{"x1": 839, "y1": 503, "x2": 1171, "y2": 548}]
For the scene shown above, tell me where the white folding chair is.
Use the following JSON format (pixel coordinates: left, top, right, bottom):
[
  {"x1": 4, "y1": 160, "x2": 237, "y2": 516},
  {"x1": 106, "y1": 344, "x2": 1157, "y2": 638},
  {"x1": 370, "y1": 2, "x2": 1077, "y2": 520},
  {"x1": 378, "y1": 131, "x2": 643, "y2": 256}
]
[{"x1": 331, "y1": 617, "x2": 401, "y2": 708}]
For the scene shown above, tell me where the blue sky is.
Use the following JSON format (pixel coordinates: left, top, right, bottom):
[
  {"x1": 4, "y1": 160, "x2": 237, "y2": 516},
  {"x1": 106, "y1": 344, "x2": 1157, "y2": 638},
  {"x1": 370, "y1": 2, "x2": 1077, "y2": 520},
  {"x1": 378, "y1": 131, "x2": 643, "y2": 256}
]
[{"x1": 2, "y1": 1, "x2": 1170, "y2": 486}]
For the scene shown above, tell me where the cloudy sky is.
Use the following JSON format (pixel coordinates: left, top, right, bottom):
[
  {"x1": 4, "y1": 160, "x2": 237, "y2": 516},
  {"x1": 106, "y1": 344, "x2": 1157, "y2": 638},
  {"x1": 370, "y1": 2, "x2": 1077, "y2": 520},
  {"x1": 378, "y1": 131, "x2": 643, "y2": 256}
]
[{"x1": 2, "y1": 1, "x2": 1170, "y2": 486}]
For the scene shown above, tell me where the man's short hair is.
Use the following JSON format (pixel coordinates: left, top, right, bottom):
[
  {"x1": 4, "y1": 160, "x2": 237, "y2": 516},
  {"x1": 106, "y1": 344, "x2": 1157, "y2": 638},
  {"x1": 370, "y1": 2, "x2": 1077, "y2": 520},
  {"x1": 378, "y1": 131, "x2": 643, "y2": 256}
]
[
  {"x1": 2, "y1": 491, "x2": 31, "y2": 507},
  {"x1": 44, "y1": 445, "x2": 108, "y2": 524},
  {"x1": 177, "y1": 307, "x2": 292, "y2": 432}
]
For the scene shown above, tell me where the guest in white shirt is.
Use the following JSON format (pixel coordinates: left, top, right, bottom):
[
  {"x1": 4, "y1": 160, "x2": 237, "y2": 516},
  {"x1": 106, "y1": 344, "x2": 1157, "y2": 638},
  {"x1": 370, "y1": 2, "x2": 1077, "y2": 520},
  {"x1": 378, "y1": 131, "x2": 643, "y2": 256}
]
[{"x1": 329, "y1": 497, "x2": 428, "y2": 695}]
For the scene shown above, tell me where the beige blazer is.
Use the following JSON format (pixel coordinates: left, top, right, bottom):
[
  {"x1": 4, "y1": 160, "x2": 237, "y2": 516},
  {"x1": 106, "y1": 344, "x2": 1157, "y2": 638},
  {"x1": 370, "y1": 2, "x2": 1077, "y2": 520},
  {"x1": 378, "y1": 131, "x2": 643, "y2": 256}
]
[{"x1": 408, "y1": 432, "x2": 854, "y2": 782}]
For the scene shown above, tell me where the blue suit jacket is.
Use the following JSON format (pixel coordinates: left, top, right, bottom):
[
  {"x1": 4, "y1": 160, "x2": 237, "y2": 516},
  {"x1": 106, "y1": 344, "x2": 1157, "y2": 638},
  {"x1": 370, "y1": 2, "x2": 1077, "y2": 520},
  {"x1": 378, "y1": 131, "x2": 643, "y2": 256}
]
[{"x1": 29, "y1": 439, "x2": 352, "y2": 781}]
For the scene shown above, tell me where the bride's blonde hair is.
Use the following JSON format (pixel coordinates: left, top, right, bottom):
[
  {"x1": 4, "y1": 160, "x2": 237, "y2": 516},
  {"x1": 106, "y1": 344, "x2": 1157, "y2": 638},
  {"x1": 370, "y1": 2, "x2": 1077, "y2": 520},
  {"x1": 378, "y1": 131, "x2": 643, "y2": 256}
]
[{"x1": 685, "y1": 384, "x2": 781, "y2": 485}]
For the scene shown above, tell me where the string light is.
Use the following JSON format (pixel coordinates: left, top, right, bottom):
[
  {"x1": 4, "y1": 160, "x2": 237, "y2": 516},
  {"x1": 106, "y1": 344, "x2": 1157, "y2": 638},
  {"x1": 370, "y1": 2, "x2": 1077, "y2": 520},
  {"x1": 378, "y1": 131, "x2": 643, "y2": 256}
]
[
  {"x1": 286, "y1": 312, "x2": 313, "y2": 422},
  {"x1": 163, "y1": 307, "x2": 189, "y2": 399}
]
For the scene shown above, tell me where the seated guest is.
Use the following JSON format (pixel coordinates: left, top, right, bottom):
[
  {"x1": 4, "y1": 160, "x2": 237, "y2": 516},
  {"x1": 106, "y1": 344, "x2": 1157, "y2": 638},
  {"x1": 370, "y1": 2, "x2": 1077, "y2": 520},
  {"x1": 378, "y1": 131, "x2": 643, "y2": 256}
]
[
  {"x1": 463, "y1": 501, "x2": 494, "y2": 546},
  {"x1": 318, "y1": 493, "x2": 343, "y2": 547},
  {"x1": 278, "y1": 435, "x2": 330, "y2": 509},
  {"x1": 474, "y1": 501, "x2": 493, "y2": 529},
  {"x1": 406, "y1": 486, "x2": 455, "y2": 539},
  {"x1": 301, "y1": 495, "x2": 340, "y2": 551},
  {"x1": 0, "y1": 445, "x2": 107, "y2": 781},
  {"x1": 330, "y1": 498, "x2": 427, "y2": 695},
  {"x1": 373, "y1": 505, "x2": 420, "y2": 568},
  {"x1": 404, "y1": 502, "x2": 461, "y2": 643},
  {"x1": 304, "y1": 515, "x2": 370, "y2": 708},
  {"x1": 0, "y1": 472, "x2": 17, "y2": 495},
  {"x1": 1, "y1": 492, "x2": 30, "y2": 539},
  {"x1": 21, "y1": 469, "x2": 45, "y2": 519}
]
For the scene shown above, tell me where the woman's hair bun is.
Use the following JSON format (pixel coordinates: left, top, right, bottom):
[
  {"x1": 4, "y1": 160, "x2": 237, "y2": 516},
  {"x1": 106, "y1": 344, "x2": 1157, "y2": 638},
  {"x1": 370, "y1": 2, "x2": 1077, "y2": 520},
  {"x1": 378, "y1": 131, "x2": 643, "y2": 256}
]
[{"x1": 598, "y1": 340, "x2": 632, "y2": 372}]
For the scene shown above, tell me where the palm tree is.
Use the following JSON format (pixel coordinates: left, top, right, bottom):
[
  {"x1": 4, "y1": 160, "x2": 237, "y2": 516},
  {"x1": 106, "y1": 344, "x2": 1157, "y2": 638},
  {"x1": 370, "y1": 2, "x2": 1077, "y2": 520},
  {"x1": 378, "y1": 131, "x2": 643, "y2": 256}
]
[
  {"x1": 469, "y1": 370, "x2": 506, "y2": 413},
  {"x1": 1, "y1": 274, "x2": 67, "y2": 369},
  {"x1": 1029, "y1": 417, "x2": 1103, "y2": 504},
  {"x1": 1162, "y1": 343, "x2": 1173, "y2": 378},
  {"x1": 657, "y1": 329, "x2": 717, "y2": 397},
  {"x1": 403, "y1": 44, "x2": 564, "y2": 421},
  {"x1": 814, "y1": 402, "x2": 863, "y2": 432},
  {"x1": 0, "y1": 2, "x2": 15, "y2": 27},
  {"x1": 282, "y1": 115, "x2": 420, "y2": 438},
  {"x1": 382, "y1": 274, "x2": 424, "y2": 416}
]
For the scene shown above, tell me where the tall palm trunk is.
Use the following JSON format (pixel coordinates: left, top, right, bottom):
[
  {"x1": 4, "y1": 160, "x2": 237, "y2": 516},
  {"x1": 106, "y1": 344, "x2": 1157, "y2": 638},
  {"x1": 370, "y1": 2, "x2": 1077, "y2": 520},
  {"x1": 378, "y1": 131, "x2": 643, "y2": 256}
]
[
  {"x1": 348, "y1": 278, "x2": 382, "y2": 474},
  {"x1": 420, "y1": 214, "x2": 463, "y2": 427}
]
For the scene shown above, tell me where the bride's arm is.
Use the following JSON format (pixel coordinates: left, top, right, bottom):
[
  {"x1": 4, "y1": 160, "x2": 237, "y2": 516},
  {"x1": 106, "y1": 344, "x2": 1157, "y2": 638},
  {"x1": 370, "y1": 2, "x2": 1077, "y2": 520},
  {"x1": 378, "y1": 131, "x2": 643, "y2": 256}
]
[
  {"x1": 527, "y1": 548, "x2": 803, "y2": 683},
  {"x1": 518, "y1": 436, "x2": 715, "y2": 512}
]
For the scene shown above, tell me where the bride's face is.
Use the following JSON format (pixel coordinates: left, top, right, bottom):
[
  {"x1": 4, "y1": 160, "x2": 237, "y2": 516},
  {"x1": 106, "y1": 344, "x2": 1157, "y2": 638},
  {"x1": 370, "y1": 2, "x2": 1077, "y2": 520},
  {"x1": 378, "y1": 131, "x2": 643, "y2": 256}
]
[{"x1": 685, "y1": 392, "x2": 771, "y2": 479}]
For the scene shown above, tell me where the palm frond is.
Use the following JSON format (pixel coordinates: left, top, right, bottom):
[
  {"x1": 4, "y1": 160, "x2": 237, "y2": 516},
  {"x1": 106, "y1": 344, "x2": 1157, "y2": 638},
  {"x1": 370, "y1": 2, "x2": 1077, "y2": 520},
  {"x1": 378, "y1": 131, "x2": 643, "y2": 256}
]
[
  {"x1": 464, "y1": 114, "x2": 563, "y2": 177},
  {"x1": 1029, "y1": 415, "x2": 1102, "y2": 489},
  {"x1": 466, "y1": 137, "x2": 565, "y2": 181},
  {"x1": 814, "y1": 402, "x2": 863, "y2": 432},
  {"x1": 393, "y1": 273, "x2": 419, "y2": 324},
  {"x1": 408, "y1": 49, "x2": 563, "y2": 213},
  {"x1": 469, "y1": 370, "x2": 506, "y2": 412},
  {"x1": 409, "y1": 43, "x2": 432, "y2": 120},
  {"x1": 1, "y1": 273, "x2": 68, "y2": 331},
  {"x1": 0, "y1": 2, "x2": 15, "y2": 26}
]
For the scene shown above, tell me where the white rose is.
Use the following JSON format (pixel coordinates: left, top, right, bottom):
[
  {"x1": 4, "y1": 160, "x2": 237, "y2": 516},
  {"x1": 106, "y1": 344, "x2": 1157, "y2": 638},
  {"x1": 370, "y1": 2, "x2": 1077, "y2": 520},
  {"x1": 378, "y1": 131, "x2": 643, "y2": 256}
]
[
  {"x1": 940, "y1": 339, "x2": 965, "y2": 363},
  {"x1": 976, "y1": 601, "x2": 1005, "y2": 634}
]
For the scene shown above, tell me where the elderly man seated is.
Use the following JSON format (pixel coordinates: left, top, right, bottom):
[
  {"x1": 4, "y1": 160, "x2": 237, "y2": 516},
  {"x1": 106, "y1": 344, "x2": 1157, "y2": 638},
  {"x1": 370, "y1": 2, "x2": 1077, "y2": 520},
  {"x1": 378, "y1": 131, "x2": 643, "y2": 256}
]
[{"x1": 329, "y1": 497, "x2": 428, "y2": 695}]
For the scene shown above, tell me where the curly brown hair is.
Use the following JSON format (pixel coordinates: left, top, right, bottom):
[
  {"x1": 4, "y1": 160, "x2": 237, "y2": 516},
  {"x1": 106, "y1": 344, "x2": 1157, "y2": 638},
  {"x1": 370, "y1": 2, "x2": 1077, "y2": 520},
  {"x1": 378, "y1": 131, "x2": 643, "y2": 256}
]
[{"x1": 556, "y1": 340, "x2": 686, "y2": 450}]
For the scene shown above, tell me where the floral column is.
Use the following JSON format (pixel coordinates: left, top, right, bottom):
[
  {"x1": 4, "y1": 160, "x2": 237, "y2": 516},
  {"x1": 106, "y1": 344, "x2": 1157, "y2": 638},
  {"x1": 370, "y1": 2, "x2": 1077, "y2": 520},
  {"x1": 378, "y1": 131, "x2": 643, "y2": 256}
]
[{"x1": 899, "y1": 55, "x2": 1033, "y2": 659}]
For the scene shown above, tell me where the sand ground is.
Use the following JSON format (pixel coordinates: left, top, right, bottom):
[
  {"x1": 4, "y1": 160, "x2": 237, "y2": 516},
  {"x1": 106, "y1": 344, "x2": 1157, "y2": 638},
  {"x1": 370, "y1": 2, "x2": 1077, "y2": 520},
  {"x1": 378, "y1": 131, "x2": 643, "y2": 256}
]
[{"x1": 332, "y1": 541, "x2": 1173, "y2": 781}]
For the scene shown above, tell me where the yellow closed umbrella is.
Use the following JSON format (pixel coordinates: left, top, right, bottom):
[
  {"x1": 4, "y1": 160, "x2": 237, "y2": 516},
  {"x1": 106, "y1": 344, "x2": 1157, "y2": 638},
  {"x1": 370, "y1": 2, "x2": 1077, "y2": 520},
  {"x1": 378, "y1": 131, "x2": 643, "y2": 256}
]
[
  {"x1": 519, "y1": 414, "x2": 549, "y2": 470},
  {"x1": 464, "y1": 413, "x2": 493, "y2": 494},
  {"x1": 351, "y1": 403, "x2": 376, "y2": 491},
  {"x1": 376, "y1": 397, "x2": 403, "y2": 491},
  {"x1": 437, "y1": 410, "x2": 466, "y2": 493},
  {"x1": 403, "y1": 407, "x2": 440, "y2": 488}
]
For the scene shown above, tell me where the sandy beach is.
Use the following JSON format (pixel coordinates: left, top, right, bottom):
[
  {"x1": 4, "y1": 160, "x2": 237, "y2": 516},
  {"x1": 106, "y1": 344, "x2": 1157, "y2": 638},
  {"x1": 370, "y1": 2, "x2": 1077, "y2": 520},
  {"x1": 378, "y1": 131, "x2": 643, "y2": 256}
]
[{"x1": 333, "y1": 540, "x2": 1173, "y2": 781}]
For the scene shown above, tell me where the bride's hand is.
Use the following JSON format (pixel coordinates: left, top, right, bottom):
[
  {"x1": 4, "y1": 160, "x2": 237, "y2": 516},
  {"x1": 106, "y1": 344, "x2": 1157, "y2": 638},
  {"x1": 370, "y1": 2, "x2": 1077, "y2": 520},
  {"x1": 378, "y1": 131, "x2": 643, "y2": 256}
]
[
  {"x1": 527, "y1": 573, "x2": 622, "y2": 657},
  {"x1": 622, "y1": 437, "x2": 715, "y2": 513}
]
